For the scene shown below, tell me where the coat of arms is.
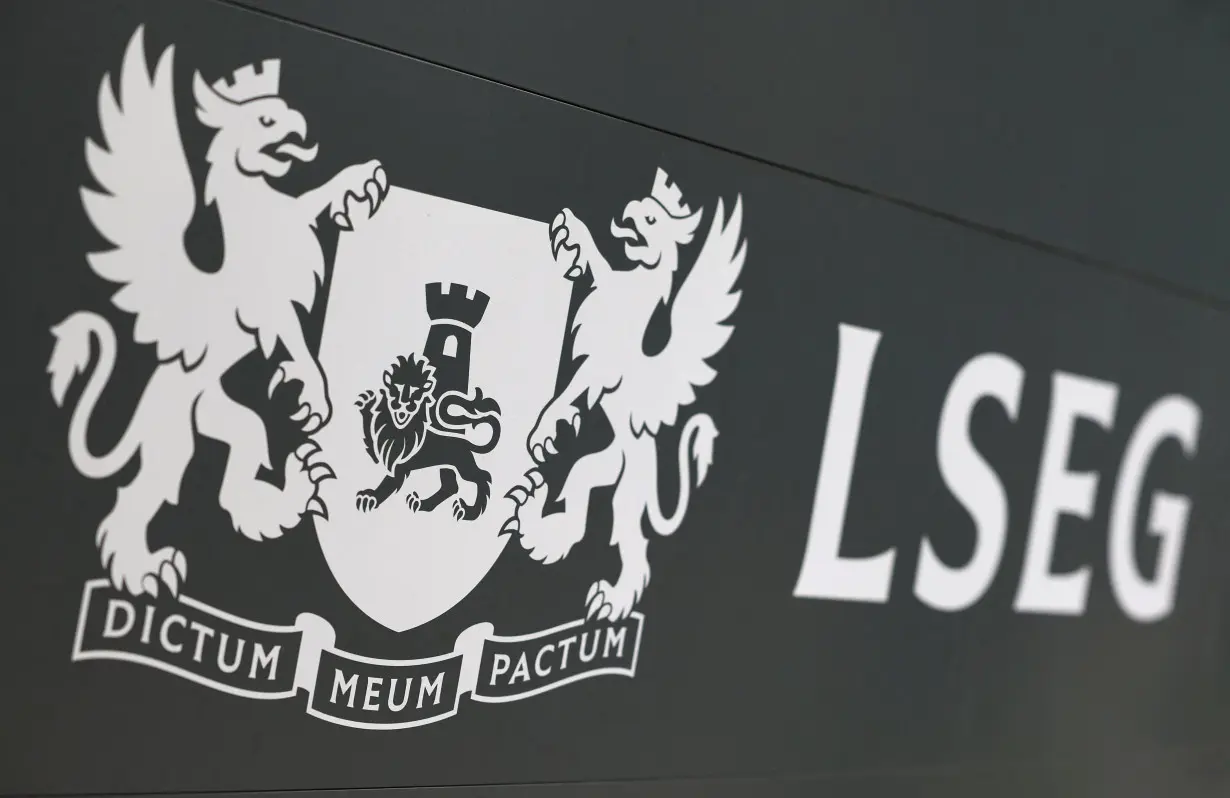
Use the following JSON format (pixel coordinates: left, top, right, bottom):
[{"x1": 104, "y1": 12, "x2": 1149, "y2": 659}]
[{"x1": 51, "y1": 25, "x2": 747, "y2": 729}]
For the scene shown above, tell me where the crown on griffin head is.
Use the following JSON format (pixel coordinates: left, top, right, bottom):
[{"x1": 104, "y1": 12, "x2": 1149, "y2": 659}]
[
  {"x1": 211, "y1": 59, "x2": 281, "y2": 103},
  {"x1": 651, "y1": 168, "x2": 692, "y2": 218}
]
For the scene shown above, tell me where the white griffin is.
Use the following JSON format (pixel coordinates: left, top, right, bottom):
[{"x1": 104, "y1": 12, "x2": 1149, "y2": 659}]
[
  {"x1": 46, "y1": 26, "x2": 388, "y2": 597},
  {"x1": 503, "y1": 168, "x2": 746, "y2": 621}
]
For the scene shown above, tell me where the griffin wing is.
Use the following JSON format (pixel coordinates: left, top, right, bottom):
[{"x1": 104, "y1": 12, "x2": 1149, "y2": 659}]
[
  {"x1": 80, "y1": 26, "x2": 214, "y2": 367},
  {"x1": 630, "y1": 197, "x2": 747, "y2": 435}
]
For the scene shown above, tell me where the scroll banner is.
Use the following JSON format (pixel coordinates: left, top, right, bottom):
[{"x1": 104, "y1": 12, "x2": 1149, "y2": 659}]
[{"x1": 71, "y1": 580, "x2": 644, "y2": 730}]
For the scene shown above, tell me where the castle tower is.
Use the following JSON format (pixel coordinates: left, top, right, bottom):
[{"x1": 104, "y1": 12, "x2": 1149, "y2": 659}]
[{"x1": 423, "y1": 282, "x2": 490, "y2": 397}]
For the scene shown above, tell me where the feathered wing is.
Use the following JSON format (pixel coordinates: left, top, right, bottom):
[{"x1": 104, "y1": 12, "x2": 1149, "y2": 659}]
[
  {"x1": 80, "y1": 26, "x2": 214, "y2": 367},
  {"x1": 630, "y1": 197, "x2": 747, "y2": 435}
]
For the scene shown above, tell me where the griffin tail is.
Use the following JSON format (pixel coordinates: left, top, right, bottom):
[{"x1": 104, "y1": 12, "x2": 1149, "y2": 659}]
[
  {"x1": 645, "y1": 413, "x2": 718, "y2": 536},
  {"x1": 48, "y1": 311, "x2": 141, "y2": 479}
]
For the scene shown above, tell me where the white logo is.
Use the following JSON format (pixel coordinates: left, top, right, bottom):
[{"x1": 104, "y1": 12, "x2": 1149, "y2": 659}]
[
  {"x1": 48, "y1": 26, "x2": 388, "y2": 597},
  {"x1": 51, "y1": 25, "x2": 748, "y2": 729},
  {"x1": 505, "y1": 172, "x2": 746, "y2": 622}
]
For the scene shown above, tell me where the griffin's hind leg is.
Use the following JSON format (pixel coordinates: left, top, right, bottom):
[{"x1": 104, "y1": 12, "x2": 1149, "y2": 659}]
[
  {"x1": 98, "y1": 367, "x2": 196, "y2": 597},
  {"x1": 195, "y1": 386, "x2": 320, "y2": 537},
  {"x1": 586, "y1": 437, "x2": 653, "y2": 622}
]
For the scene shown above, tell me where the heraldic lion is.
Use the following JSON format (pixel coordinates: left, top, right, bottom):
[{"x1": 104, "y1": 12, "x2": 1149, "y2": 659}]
[
  {"x1": 502, "y1": 168, "x2": 746, "y2": 621},
  {"x1": 355, "y1": 353, "x2": 502, "y2": 520},
  {"x1": 47, "y1": 27, "x2": 389, "y2": 598}
]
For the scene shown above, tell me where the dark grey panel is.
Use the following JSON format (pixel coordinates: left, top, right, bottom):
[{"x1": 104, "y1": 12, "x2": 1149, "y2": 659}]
[
  {"x1": 1, "y1": 1, "x2": 1229, "y2": 797},
  {"x1": 238, "y1": 0, "x2": 1230, "y2": 304},
  {"x1": 62, "y1": 742, "x2": 1230, "y2": 798}
]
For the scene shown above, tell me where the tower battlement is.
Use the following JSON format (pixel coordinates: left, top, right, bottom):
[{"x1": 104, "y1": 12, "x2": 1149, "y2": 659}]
[{"x1": 425, "y1": 282, "x2": 489, "y2": 329}]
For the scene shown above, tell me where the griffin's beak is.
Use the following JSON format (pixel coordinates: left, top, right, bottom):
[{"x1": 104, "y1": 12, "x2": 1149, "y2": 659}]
[
  {"x1": 611, "y1": 214, "x2": 646, "y2": 248},
  {"x1": 274, "y1": 114, "x2": 318, "y2": 162},
  {"x1": 610, "y1": 216, "x2": 639, "y2": 243}
]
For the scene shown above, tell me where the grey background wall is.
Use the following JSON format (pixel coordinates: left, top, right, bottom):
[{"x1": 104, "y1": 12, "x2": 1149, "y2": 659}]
[
  {"x1": 4, "y1": 1, "x2": 1230, "y2": 796},
  {"x1": 243, "y1": 0, "x2": 1230, "y2": 304}
]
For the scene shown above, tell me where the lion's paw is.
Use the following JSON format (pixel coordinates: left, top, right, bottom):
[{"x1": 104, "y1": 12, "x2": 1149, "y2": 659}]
[
  {"x1": 105, "y1": 545, "x2": 188, "y2": 599},
  {"x1": 356, "y1": 490, "x2": 379, "y2": 513},
  {"x1": 585, "y1": 574, "x2": 646, "y2": 623},
  {"x1": 406, "y1": 491, "x2": 421, "y2": 513},
  {"x1": 451, "y1": 497, "x2": 483, "y2": 522}
]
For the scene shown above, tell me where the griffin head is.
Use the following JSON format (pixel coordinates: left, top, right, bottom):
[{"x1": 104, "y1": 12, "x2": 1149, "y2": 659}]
[
  {"x1": 610, "y1": 168, "x2": 703, "y2": 269},
  {"x1": 192, "y1": 60, "x2": 318, "y2": 182},
  {"x1": 382, "y1": 354, "x2": 437, "y2": 430}
]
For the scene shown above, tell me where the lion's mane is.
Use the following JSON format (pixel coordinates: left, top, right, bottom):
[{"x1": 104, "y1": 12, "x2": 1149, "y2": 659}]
[{"x1": 367, "y1": 355, "x2": 434, "y2": 475}]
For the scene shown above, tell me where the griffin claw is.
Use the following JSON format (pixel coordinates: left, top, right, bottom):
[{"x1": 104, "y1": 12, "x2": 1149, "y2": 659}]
[
  {"x1": 306, "y1": 497, "x2": 328, "y2": 520},
  {"x1": 365, "y1": 179, "x2": 383, "y2": 212},
  {"x1": 506, "y1": 485, "x2": 530, "y2": 506},
  {"x1": 290, "y1": 404, "x2": 310, "y2": 422},
  {"x1": 142, "y1": 575, "x2": 160, "y2": 599},
  {"x1": 544, "y1": 438, "x2": 558, "y2": 456},
  {"x1": 585, "y1": 589, "x2": 611, "y2": 621},
  {"x1": 526, "y1": 468, "x2": 545, "y2": 489},
  {"x1": 333, "y1": 212, "x2": 352, "y2": 231},
  {"x1": 303, "y1": 413, "x2": 323, "y2": 434},
  {"x1": 295, "y1": 440, "x2": 320, "y2": 461},
  {"x1": 308, "y1": 464, "x2": 335, "y2": 483},
  {"x1": 500, "y1": 517, "x2": 519, "y2": 536},
  {"x1": 159, "y1": 562, "x2": 180, "y2": 598}
]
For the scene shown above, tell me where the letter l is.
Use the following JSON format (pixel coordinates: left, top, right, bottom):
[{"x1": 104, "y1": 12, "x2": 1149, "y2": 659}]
[{"x1": 793, "y1": 324, "x2": 894, "y2": 603}]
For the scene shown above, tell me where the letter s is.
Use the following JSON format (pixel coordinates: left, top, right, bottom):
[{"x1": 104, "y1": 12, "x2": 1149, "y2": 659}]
[{"x1": 916, "y1": 353, "x2": 1023, "y2": 611}]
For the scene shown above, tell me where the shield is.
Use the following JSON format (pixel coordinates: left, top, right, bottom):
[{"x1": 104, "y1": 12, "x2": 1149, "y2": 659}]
[{"x1": 311, "y1": 186, "x2": 571, "y2": 632}]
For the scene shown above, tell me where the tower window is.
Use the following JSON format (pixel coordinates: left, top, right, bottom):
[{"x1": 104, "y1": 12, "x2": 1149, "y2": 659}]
[{"x1": 442, "y1": 334, "x2": 458, "y2": 358}]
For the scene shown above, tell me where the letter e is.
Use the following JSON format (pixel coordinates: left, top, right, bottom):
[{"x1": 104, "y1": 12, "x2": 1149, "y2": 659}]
[{"x1": 1015, "y1": 372, "x2": 1117, "y2": 615}]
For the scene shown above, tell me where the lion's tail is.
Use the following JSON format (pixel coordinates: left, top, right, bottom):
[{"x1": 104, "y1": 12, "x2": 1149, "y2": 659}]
[
  {"x1": 646, "y1": 413, "x2": 718, "y2": 537},
  {"x1": 47, "y1": 311, "x2": 141, "y2": 479},
  {"x1": 436, "y1": 388, "x2": 502, "y2": 455}
]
